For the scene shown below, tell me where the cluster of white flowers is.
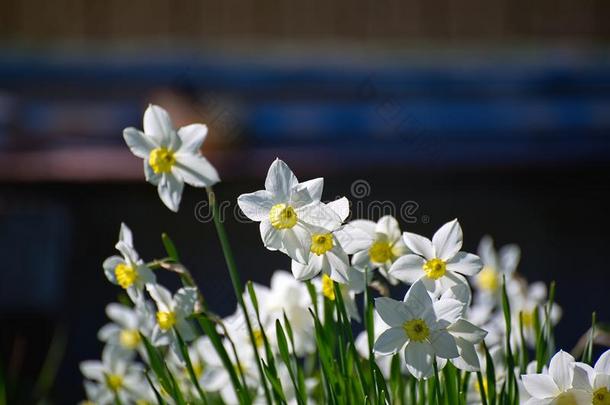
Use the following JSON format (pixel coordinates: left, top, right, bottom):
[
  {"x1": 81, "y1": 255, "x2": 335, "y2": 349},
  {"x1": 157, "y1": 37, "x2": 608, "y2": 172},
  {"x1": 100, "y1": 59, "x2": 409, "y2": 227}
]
[{"x1": 80, "y1": 104, "x2": 602, "y2": 405}]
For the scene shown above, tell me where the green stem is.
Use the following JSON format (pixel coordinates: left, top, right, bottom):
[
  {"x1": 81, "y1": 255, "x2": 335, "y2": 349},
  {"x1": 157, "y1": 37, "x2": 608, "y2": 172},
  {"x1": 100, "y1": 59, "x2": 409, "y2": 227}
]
[{"x1": 206, "y1": 186, "x2": 272, "y2": 405}]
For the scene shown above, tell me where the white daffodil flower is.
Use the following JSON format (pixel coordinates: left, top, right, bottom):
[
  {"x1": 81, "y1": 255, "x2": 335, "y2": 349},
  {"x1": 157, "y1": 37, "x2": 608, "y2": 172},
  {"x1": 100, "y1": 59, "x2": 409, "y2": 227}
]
[
  {"x1": 237, "y1": 158, "x2": 341, "y2": 264},
  {"x1": 102, "y1": 223, "x2": 155, "y2": 302},
  {"x1": 521, "y1": 350, "x2": 592, "y2": 405},
  {"x1": 473, "y1": 235, "x2": 521, "y2": 301},
  {"x1": 123, "y1": 104, "x2": 220, "y2": 212},
  {"x1": 336, "y1": 215, "x2": 408, "y2": 285},
  {"x1": 146, "y1": 284, "x2": 197, "y2": 348},
  {"x1": 291, "y1": 197, "x2": 351, "y2": 283},
  {"x1": 80, "y1": 345, "x2": 144, "y2": 404},
  {"x1": 97, "y1": 302, "x2": 154, "y2": 353},
  {"x1": 388, "y1": 219, "x2": 483, "y2": 296},
  {"x1": 572, "y1": 349, "x2": 610, "y2": 404},
  {"x1": 373, "y1": 281, "x2": 485, "y2": 379},
  {"x1": 313, "y1": 266, "x2": 368, "y2": 322}
]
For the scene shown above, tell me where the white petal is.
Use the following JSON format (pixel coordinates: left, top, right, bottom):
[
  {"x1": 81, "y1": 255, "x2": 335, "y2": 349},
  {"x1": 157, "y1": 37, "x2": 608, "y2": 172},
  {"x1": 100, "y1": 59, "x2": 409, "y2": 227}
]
[
  {"x1": 174, "y1": 287, "x2": 198, "y2": 317},
  {"x1": 451, "y1": 338, "x2": 480, "y2": 371},
  {"x1": 521, "y1": 374, "x2": 560, "y2": 399},
  {"x1": 118, "y1": 223, "x2": 134, "y2": 247},
  {"x1": 238, "y1": 190, "x2": 275, "y2": 221},
  {"x1": 103, "y1": 256, "x2": 123, "y2": 284},
  {"x1": 177, "y1": 124, "x2": 208, "y2": 154},
  {"x1": 432, "y1": 298, "x2": 464, "y2": 324},
  {"x1": 282, "y1": 223, "x2": 311, "y2": 264},
  {"x1": 429, "y1": 330, "x2": 459, "y2": 359},
  {"x1": 260, "y1": 220, "x2": 282, "y2": 251},
  {"x1": 106, "y1": 303, "x2": 137, "y2": 328},
  {"x1": 146, "y1": 284, "x2": 174, "y2": 312},
  {"x1": 143, "y1": 160, "x2": 161, "y2": 185},
  {"x1": 298, "y1": 178, "x2": 324, "y2": 201},
  {"x1": 572, "y1": 363, "x2": 594, "y2": 391},
  {"x1": 549, "y1": 350, "x2": 575, "y2": 392},
  {"x1": 404, "y1": 281, "x2": 433, "y2": 316},
  {"x1": 176, "y1": 319, "x2": 196, "y2": 342},
  {"x1": 348, "y1": 220, "x2": 377, "y2": 237},
  {"x1": 373, "y1": 327, "x2": 407, "y2": 355},
  {"x1": 404, "y1": 341, "x2": 435, "y2": 379},
  {"x1": 594, "y1": 349, "x2": 610, "y2": 375},
  {"x1": 173, "y1": 154, "x2": 220, "y2": 187},
  {"x1": 351, "y1": 249, "x2": 371, "y2": 269},
  {"x1": 446, "y1": 252, "x2": 483, "y2": 276},
  {"x1": 97, "y1": 323, "x2": 120, "y2": 342},
  {"x1": 291, "y1": 258, "x2": 320, "y2": 281},
  {"x1": 389, "y1": 255, "x2": 425, "y2": 283},
  {"x1": 402, "y1": 232, "x2": 435, "y2": 259},
  {"x1": 374, "y1": 297, "x2": 414, "y2": 327},
  {"x1": 376, "y1": 216, "x2": 401, "y2": 242},
  {"x1": 447, "y1": 319, "x2": 487, "y2": 344},
  {"x1": 298, "y1": 202, "x2": 341, "y2": 231},
  {"x1": 157, "y1": 172, "x2": 183, "y2": 212},
  {"x1": 80, "y1": 361, "x2": 105, "y2": 382},
  {"x1": 326, "y1": 197, "x2": 350, "y2": 222},
  {"x1": 143, "y1": 104, "x2": 174, "y2": 140},
  {"x1": 326, "y1": 248, "x2": 350, "y2": 284},
  {"x1": 123, "y1": 127, "x2": 155, "y2": 159},
  {"x1": 334, "y1": 225, "x2": 373, "y2": 254},
  {"x1": 432, "y1": 219, "x2": 463, "y2": 261},
  {"x1": 499, "y1": 244, "x2": 521, "y2": 274},
  {"x1": 265, "y1": 158, "x2": 298, "y2": 200}
]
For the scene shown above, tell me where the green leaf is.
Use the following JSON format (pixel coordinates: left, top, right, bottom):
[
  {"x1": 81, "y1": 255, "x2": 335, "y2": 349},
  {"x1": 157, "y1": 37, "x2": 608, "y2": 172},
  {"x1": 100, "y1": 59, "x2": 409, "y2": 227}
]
[
  {"x1": 174, "y1": 329, "x2": 208, "y2": 404},
  {"x1": 161, "y1": 233, "x2": 180, "y2": 261}
]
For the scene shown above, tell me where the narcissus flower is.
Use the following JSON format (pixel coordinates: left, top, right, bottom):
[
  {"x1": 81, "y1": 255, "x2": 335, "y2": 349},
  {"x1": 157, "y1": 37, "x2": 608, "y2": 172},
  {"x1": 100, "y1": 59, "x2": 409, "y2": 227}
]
[
  {"x1": 474, "y1": 235, "x2": 520, "y2": 300},
  {"x1": 80, "y1": 345, "x2": 144, "y2": 404},
  {"x1": 237, "y1": 159, "x2": 341, "y2": 264},
  {"x1": 291, "y1": 197, "x2": 351, "y2": 283},
  {"x1": 97, "y1": 302, "x2": 154, "y2": 352},
  {"x1": 123, "y1": 104, "x2": 220, "y2": 212},
  {"x1": 146, "y1": 284, "x2": 197, "y2": 348},
  {"x1": 521, "y1": 350, "x2": 591, "y2": 405},
  {"x1": 572, "y1": 349, "x2": 610, "y2": 405},
  {"x1": 373, "y1": 281, "x2": 485, "y2": 379},
  {"x1": 389, "y1": 219, "x2": 482, "y2": 296},
  {"x1": 336, "y1": 215, "x2": 408, "y2": 284},
  {"x1": 102, "y1": 223, "x2": 155, "y2": 302}
]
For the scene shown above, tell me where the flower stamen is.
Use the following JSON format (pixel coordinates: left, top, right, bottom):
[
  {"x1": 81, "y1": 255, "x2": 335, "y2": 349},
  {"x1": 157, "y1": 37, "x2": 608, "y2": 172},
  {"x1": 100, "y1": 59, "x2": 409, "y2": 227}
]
[
  {"x1": 423, "y1": 258, "x2": 446, "y2": 280},
  {"x1": 149, "y1": 147, "x2": 176, "y2": 174}
]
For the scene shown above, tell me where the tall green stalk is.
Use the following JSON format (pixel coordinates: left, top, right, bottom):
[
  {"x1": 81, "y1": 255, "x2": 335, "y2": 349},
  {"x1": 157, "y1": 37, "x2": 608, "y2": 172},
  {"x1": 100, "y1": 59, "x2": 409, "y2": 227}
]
[{"x1": 206, "y1": 186, "x2": 272, "y2": 404}]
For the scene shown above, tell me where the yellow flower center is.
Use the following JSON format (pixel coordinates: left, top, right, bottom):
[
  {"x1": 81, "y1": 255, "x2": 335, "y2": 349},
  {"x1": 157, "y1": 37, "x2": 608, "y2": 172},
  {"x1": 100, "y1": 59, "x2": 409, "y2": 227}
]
[
  {"x1": 521, "y1": 310, "x2": 535, "y2": 328},
  {"x1": 369, "y1": 240, "x2": 393, "y2": 264},
  {"x1": 403, "y1": 319, "x2": 430, "y2": 342},
  {"x1": 423, "y1": 258, "x2": 446, "y2": 280},
  {"x1": 149, "y1": 147, "x2": 176, "y2": 174},
  {"x1": 556, "y1": 392, "x2": 578, "y2": 405},
  {"x1": 321, "y1": 274, "x2": 335, "y2": 301},
  {"x1": 269, "y1": 204, "x2": 298, "y2": 229},
  {"x1": 253, "y1": 329, "x2": 265, "y2": 347},
  {"x1": 594, "y1": 387, "x2": 610, "y2": 405},
  {"x1": 192, "y1": 362, "x2": 204, "y2": 379},
  {"x1": 156, "y1": 311, "x2": 176, "y2": 330},
  {"x1": 106, "y1": 374, "x2": 123, "y2": 391},
  {"x1": 114, "y1": 263, "x2": 138, "y2": 289},
  {"x1": 119, "y1": 329, "x2": 141, "y2": 349},
  {"x1": 310, "y1": 233, "x2": 334, "y2": 255},
  {"x1": 477, "y1": 266, "x2": 499, "y2": 291}
]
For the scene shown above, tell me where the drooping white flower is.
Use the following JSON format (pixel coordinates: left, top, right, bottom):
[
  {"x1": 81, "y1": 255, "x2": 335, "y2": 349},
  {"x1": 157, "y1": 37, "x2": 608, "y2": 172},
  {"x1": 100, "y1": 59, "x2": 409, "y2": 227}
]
[
  {"x1": 373, "y1": 280, "x2": 486, "y2": 379},
  {"x1": 238, "y1": 159, "x2": 341, "y2": 264},
  {"x1": 80, "y1": 345, "x2": 144, "y2": 404},
  {"x1": 313, "y1": 266, "x2": 368, "y2": 322},
  {"x1": 389, "y1": 219, "x2": 482, "y2": 296},
  {"x1": 146, "y1": 284, "x2": 197, "y2": 348},
  {"x1": 102, "y1": 223, "x2": 155, "y2": 302},
  {"x1": 336, "y1": 215, "x2": 408, "y2": 284},
  {"x1": 473, "y1": 235, "x2": 520, "y2": 301},
  {"x1": 123, "y1": 104, "x2": 220, "y2": 212},
  {"x1": 572, "y1": 349, "x2": 610, "y2": 404},
  {"x1": 291, "y1": 197, "x2": 351, "y2": 283},
  {"x1": 521, "y1": 350, "x2": 591, "y2": 405},
  {"x1": 97, "y1": 302, "x2": 154, "y2": 353}
]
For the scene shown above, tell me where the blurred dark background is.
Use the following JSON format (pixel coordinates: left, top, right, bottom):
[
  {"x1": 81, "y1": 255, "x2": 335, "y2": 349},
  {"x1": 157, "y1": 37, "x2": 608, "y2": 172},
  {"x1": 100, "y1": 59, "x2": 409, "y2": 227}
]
[{"x1": 1, "y1": 0, "x2": 610, "y2": 403}]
